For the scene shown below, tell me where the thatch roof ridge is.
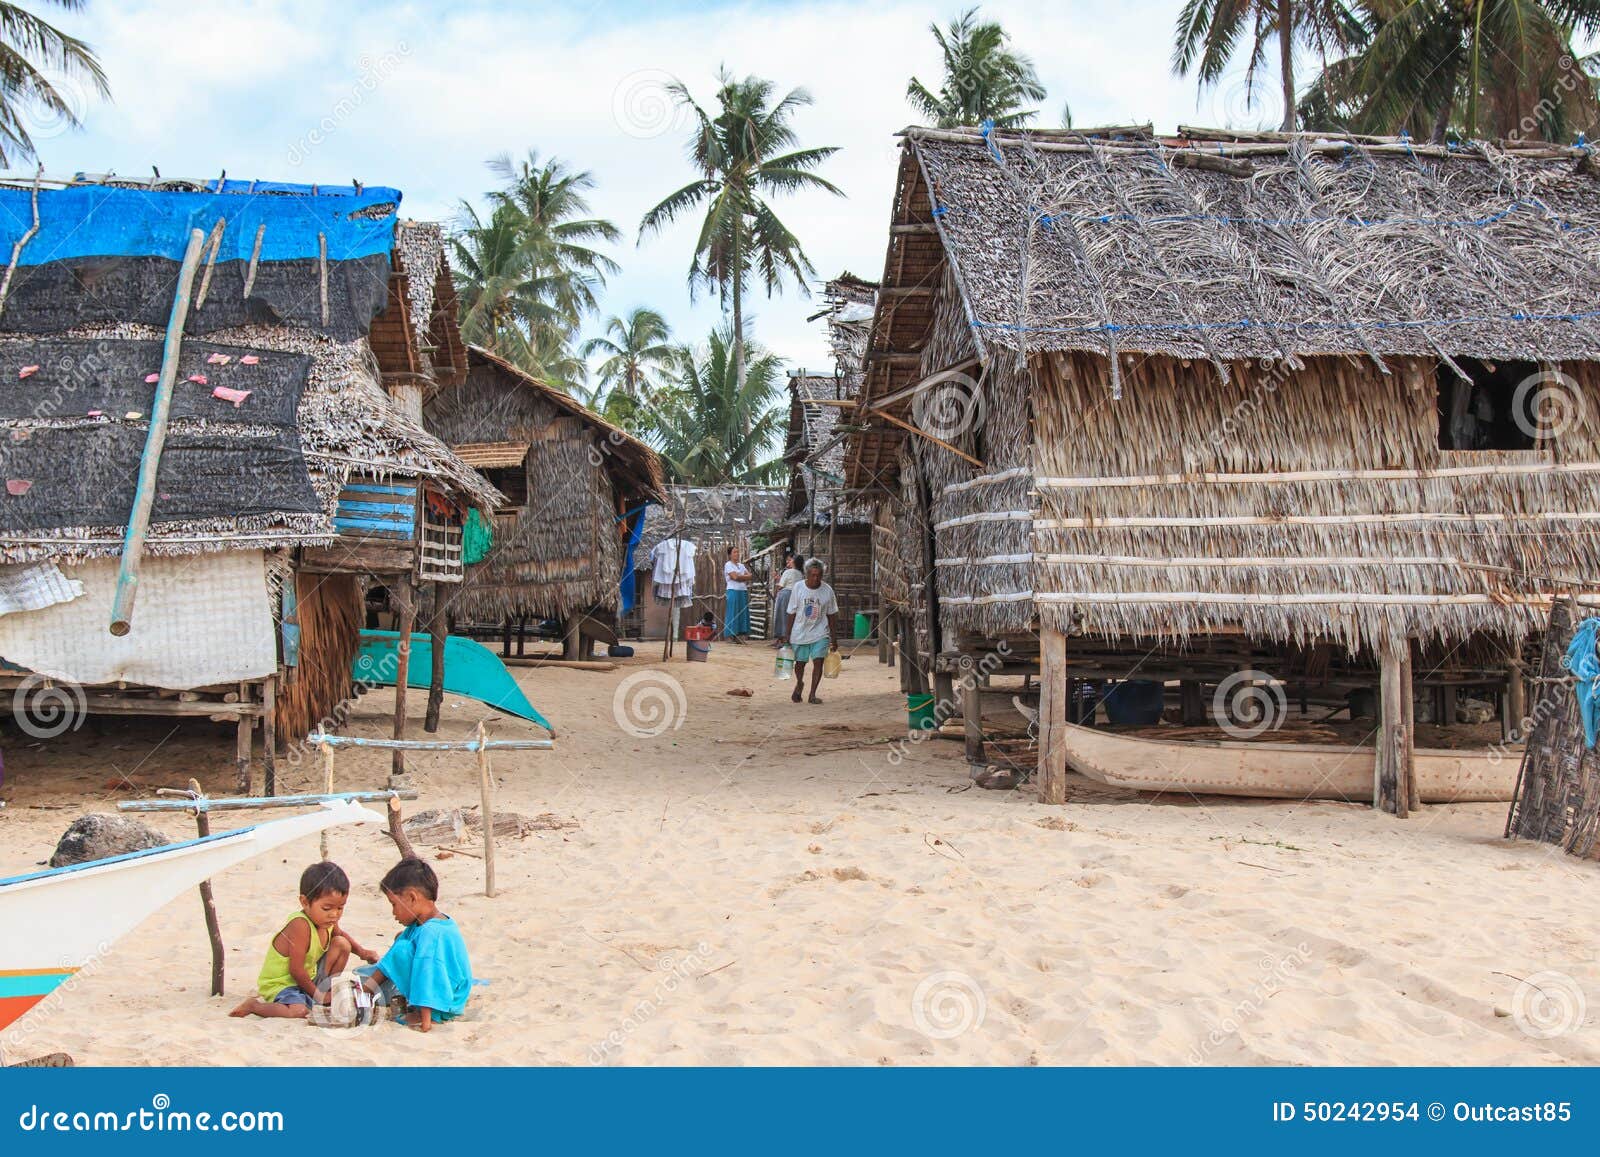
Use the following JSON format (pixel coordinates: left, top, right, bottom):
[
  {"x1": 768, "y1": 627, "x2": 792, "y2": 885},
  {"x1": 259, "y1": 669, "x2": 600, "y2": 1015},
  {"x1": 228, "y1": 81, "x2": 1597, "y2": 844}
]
[{"x1": 462, "y1": 345, "x2": 665, "y2": 501}]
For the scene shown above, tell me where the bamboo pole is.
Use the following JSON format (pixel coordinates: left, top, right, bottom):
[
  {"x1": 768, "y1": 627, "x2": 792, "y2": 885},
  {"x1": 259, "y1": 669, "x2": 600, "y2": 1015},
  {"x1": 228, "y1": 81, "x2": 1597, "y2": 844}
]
[
  {"x1": 476, "y1": 721, "x2": 496, "y2": 898},
  {"x1": 234, "y1": 681, "x2": 252, "y2": 794},
  {"x1": 262, "y1": 674, "x2": 277, "y2": 797},
  {"x1": 187, "y1": 779, "x2": 226, "y2": 997},
  {"x1": 120, "y1": 790, "x2": 417, "y2": 813},
  {"x1": 109, "y1": 227, "x2": 206, "y2": 636},
  {"x1": 319, "y1": 741, "x2": 335, "y2": 860}
]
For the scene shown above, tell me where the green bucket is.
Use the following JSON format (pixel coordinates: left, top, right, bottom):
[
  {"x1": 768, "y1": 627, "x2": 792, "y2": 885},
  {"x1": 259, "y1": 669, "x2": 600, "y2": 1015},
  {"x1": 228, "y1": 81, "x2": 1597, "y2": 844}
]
[
  {"x1": 853, "y1": 612, "x2": 872, "y2": 639},
  {"x1": 907, "y1": 692, "x2": 937, "y2": 734}
]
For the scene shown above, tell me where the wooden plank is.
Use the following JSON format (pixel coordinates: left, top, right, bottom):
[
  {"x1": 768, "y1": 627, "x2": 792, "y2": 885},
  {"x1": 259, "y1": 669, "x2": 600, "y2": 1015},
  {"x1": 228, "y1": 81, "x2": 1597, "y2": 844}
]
[
  {"x1": 1039, "y1": 628, "x2": 1069, "y2": 804},
  {"x1": 961, "y1": 675, "x2": 983, "y2": 766},
  {"x1": 1376, "y1": 639, "x2": 1408, "y2": 816}
]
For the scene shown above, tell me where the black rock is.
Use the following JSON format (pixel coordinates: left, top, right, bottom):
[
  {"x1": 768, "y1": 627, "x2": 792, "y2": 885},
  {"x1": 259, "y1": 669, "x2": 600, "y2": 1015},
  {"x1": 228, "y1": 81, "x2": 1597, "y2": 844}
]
[{"x1": 49, "y1": 813, "x2": 171, "y2": 867}]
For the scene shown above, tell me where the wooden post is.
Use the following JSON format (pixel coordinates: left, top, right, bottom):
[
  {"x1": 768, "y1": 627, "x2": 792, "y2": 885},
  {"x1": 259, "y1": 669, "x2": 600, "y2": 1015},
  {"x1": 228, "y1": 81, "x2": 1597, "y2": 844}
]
[
  {"x1": 1504, "y1": 657, "x2": 1527, "y2": 743},
  {"x1": 425, "y1": 590, "x2": 446, "y2": 735},
  {"x1": 391, "y1": 581, "x2": 414, "y2": 785},
  {"x1": 319, "y1": 741, "x2": 335, "y2": 860},
  {"x1": 563, "y1": 615, "x2": 581, "y2": 661},
  {"x1": 234, "y1": 681, "x2": 252, "y2": 794},
  {"x1": 261, "y1": 674, "x2": 277, "y2": 797},
  {"x1": 1402, "y1": 644, "x2": 1420, "y2": 813},
  {"x1": 501, "y1": 616, "x2": 512, "y2": 658},
  {"x1": 516, "y1": 615, "x2": 527, "y2": 657},
  {"x1": 109, "y1": 227, "x2": 206, "y2": 636},
  {"x1": 960, "y1": 671, "x2": 983, "y2": 767},
  {"x1": 386, "y1": 795, "x2": 417, "y2": 860},
  {"x1": 1375, "y1": 638, "x2": 1411, "y2": 817},
  {"x1": 475, "y1": 720, "x2": 497, "y2": 898},
  {"x1": 1179, "y1": 680, "x2": 1206, "y2": 726},
  {"x1": 1439, "y1": 685, "x2": 1458, "y2": 729},
  {"x1": 188, "y1": 778, "x2": 226, "y2": 997},
  {"x1": 1039, "y1": 627, "x2": 1069, "y2": 804}
]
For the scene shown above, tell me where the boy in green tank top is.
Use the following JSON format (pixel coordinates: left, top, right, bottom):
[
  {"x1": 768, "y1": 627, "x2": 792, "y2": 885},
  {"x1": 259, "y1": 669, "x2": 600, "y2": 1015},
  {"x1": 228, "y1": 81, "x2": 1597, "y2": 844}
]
[{"x1": 230, "y1": 861, "x2": 379, "y2": 1019}]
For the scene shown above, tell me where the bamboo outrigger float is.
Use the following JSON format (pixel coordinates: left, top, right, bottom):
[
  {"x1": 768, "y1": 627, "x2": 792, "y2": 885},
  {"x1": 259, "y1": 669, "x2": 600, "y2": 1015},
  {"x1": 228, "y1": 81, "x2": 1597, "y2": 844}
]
[
  {"x1": 1057, "y1": 723, "x2": 1519, "y2": 804},
  {"x1": 0, "y1": 800, "x2": 382, "y2": 1033}
]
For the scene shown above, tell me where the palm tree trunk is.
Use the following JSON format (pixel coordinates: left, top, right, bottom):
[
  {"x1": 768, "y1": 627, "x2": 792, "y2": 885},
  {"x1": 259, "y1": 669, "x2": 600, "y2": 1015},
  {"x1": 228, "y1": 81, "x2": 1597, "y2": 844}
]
[
  {"x1": 731, "y1": 223, "x2": 746, "y2": 394},
  {"x1": 1278, "y1": 0, "x2": 1296, "y2": 131}
]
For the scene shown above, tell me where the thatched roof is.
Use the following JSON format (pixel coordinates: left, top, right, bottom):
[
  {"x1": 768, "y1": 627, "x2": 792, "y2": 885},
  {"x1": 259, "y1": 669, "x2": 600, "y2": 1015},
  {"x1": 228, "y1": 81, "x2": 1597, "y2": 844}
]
[
  {"x1": 445, "y1": 346, "x2": 664, "y2": 503},
  {"x1": 422, "y1": 346, "x2": 664, "y2": 621},
  {"x1": 0, "y1": 177, "x2": 499, "y2": 564},
  {"x1": 637, "y1": 484, "x2": 786, "y2": 561},
  {"x1": 847, "y1": 123, "x2": 1600, "y2": 488}
]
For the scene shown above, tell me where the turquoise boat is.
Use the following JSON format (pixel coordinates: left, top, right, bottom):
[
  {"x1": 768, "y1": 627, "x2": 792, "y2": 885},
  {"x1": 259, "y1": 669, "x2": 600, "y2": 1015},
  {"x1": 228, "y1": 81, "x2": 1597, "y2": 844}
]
[{"x1": 353, "y1": 631, "x2": 554, "y2": 733}]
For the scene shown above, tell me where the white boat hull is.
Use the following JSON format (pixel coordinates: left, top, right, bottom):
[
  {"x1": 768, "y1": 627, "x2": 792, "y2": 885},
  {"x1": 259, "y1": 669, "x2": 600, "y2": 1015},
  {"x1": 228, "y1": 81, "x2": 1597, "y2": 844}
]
[
  {"x1": 0, "y1": 801, "x2": 382, "y2": 1028},
  {"x1": 1057, "y1": 723, "x2": 1518, "y2": 803}
]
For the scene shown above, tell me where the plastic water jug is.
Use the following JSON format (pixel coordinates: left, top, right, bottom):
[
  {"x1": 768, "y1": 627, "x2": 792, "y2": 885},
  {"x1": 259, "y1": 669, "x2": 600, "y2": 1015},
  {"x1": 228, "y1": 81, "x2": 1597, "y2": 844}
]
[{"x1": 774, "y1": 645, "x2": 795, "y2": 679}]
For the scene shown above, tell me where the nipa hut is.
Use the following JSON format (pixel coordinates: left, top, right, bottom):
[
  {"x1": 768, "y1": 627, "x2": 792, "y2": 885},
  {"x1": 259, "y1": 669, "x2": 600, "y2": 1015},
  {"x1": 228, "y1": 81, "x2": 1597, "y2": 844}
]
[
  {"x1": 631, "y1": 484, "x2": 786, "y2": 639},
  {"x1": 0, "y1": 174, "x2": 500, "y2": 793},
  {"x1": 423, "y1": 344, "x2": 665, "y2": 658},
  {"x1": 782, "y1": 276, "x2": 879, "y2": 635},
  {"x1": 844, "y1": 124, "x2": 1600, "y2": 811}
]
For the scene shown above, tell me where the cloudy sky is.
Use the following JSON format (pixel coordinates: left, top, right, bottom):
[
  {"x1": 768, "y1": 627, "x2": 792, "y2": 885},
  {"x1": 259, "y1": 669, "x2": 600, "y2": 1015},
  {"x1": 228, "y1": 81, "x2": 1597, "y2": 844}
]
[{"x1": 36, "y1": 0, "x2": 1285, "y2": 372}]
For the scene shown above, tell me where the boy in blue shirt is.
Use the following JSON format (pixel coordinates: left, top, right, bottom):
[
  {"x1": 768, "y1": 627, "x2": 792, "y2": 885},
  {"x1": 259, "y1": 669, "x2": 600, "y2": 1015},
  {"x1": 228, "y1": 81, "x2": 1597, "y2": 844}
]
[{"x1": 360, "y1": 858, "x2": 473, "y2": 1032}]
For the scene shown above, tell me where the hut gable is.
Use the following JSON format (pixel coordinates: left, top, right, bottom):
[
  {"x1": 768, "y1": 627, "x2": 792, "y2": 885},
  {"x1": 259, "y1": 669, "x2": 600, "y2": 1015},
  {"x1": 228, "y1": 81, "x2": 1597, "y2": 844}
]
[{"x1": 423, "y1": 345, "x2": 664, "y2": 621}]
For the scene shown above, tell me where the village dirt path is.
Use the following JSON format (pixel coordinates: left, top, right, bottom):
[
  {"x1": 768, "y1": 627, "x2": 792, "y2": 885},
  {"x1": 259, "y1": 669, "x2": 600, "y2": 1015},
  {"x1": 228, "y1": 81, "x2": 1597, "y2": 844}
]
[{"x1": 1, "y1": 641, "x2": 1595, "y2": 1066}]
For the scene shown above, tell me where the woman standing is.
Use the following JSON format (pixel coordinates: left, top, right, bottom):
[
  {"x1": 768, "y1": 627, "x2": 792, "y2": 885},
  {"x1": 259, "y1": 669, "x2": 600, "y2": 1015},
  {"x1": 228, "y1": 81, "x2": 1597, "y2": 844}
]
[{"x1": 722, "y1": 545, "x2": 752, "y2": 643}]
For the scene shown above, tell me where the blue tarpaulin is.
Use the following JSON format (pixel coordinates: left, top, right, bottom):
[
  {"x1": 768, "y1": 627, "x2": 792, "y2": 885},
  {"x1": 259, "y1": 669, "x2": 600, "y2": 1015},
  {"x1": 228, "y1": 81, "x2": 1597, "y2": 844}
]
[
  {"x1": 0, "y1": 183, "x2": 401, "y2": 263},
  {"x1": 1567, "y1": 617, "x2": 1600, "y2": 747}
]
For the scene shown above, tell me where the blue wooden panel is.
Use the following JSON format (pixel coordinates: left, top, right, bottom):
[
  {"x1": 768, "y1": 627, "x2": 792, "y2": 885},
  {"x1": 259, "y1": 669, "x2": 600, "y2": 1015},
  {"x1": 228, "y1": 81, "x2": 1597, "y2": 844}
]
[
  {"x1": 337, "y1": 500, "x2": 415, "y2": 516},
  {"x1": 334, "y1": 516, "x2": 415, "y2": 539},
  {"x1": 343, "y1": 483, "x2": 418, "y2": 497}
]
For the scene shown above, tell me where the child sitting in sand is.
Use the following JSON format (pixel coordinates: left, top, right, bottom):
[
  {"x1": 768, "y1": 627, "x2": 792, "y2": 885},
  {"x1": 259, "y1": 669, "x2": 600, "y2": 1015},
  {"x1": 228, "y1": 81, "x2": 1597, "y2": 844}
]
[
  {"x1": 231, "y1": 861, "x2": 379, "y2": 1019},
  {"x1": 359, "y1": 858, "x2": 473, "y2": 1032}
]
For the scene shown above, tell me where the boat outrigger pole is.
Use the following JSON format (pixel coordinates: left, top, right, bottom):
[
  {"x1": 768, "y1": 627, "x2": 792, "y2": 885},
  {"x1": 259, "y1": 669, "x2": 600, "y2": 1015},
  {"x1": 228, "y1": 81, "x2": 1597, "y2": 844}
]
[{"x1": 109, "y1": 226, "x2": 206, "y2": 636}]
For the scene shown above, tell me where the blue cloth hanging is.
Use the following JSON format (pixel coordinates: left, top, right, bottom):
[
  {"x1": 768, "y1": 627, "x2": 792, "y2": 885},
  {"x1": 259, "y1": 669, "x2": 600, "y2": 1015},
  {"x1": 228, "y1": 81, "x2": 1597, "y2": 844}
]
[
  {"x1": 1565, "y1": 617, "x2": 1600, "y2": 747},
  {"x1": 620, "y1": 506, "x2": 646, "y2": 613}
]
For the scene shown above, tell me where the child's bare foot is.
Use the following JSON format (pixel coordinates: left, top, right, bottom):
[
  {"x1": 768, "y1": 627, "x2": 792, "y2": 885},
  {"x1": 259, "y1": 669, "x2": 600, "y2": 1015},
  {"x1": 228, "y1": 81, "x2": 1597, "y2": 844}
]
[
  {"x1": 229, "y1": 997, "x2": 260, "y2": 1017},
  {"x1": 791, "y1": 687, "x2": 802, "y2": 703},
  {"x1": 808, "y1": 695, "x2": 823, "y2": 705}
]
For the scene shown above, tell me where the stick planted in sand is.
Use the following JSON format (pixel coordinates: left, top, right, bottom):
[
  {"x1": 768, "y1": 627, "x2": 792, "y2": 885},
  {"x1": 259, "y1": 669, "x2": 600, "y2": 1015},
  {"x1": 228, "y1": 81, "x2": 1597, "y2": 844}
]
[{"x1": 476, "y1": 721, "x2": 497, "y2": 898}]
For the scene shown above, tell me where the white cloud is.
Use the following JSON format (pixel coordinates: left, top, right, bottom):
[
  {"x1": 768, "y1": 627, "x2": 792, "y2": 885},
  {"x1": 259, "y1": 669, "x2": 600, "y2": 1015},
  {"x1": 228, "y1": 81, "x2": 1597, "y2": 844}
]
[{"x1": 37, "y1": 0, "x2": 1272, "y2": 370}]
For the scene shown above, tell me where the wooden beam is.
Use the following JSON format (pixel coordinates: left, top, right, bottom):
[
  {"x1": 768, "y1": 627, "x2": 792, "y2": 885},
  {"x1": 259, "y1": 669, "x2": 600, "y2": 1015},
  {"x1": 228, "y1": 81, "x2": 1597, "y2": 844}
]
[
  {"x1": 890, "y1": 223, "x2": 938, "y2": 234},
  {"x1": 425, "y1": 588, "x2": 445, "y2": 734},
  {"x1": 1039, "y1": 628, "x2": 1069, "y2": 804},
  {"x1": 1375, "y1": 638, "x2": 1410, "y2": 817},
  {"x1": 262, "y1": 674, "x2": 277, "y2": 797},
  {"x1": 868, "y1": 407, "x2": 984, "y2": 468},
  {"x1": 872, "y1": 357, "x2": 983, "y2": 412},
  {"x1": 109, "y1": 227, "x2": 206, "y2": 636}
]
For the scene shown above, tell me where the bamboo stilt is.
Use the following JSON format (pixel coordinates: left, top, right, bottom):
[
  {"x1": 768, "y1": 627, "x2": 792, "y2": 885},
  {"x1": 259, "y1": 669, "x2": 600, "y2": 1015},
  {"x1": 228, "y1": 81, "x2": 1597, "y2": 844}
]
[
  {"x1": 187, "y1": 778, "x2": 226, "y2": 997},
  {"x1": 1039, "y1": 628, "x2": 1069, "y2": 804},
  {"x1": 476, "y1": 721, "x2": 496, "y2": 898}
]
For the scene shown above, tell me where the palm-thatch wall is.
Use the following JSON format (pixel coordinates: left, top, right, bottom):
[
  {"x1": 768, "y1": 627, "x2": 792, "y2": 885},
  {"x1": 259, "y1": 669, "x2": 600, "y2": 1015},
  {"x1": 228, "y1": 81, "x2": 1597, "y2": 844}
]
[
  {"x1": 424, "y1": 345, "x2": 664, "y2": 622},
  {"x1": 846, "y1": 124, "x2": 1600, "y2": 656}
]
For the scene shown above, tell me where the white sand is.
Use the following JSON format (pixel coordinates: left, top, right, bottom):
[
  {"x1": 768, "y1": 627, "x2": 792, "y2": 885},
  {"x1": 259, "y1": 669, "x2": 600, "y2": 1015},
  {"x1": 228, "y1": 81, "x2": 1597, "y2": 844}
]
[{"x1": 1, "y1": 642, "x2": 1595, "y2": 1066}]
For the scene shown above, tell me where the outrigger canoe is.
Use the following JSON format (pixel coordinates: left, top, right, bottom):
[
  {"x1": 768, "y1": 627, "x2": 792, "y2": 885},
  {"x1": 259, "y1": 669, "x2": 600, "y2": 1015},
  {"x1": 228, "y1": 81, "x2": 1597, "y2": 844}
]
[
  {"x1": 0, "y1": 800, "x2": 382, "y2": 1032},
  {"x1": 1058, "y1": 722, "x2": 1518, "y2": 803},
  {"x1": 354, "y1": 631, "x2": 552, "y2": 733}
]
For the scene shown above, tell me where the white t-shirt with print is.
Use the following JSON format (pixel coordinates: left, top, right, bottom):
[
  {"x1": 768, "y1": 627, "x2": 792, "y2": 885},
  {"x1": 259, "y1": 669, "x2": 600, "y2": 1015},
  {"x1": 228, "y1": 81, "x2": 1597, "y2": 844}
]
[
  {"x1": 787, "y1": 581, "x2": 838, "y2": 646},
  {"x1": 723, "y1": 560, "x2": 749, "y2": 591}
]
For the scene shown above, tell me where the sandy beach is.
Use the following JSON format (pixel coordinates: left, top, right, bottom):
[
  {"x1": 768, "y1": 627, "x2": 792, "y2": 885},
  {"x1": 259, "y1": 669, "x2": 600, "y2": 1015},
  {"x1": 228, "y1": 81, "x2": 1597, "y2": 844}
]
[{"x1": 1, "y1": 642, "x2": 1594, "y2": 1067}]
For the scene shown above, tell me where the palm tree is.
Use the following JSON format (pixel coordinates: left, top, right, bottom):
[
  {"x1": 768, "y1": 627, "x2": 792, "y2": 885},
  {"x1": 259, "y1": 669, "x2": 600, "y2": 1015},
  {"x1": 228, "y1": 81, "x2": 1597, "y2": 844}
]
[
  {"x1": 907, "y1": 8, "x2": 1047, "y2": 128},
  {"x1": 452, "y1": 152, "x2": 620, "y2": 388},
  {"x1": 487, "y1": 150, "x2": 621, "y2": 321},
  {"x1": 644, "y1": 327, "x2": 786, "y2": 485},
  {"x1": 638, "y1": 70, "x2": 841, "y2": 393},
  {"x1": 1303, "y1": 0, "x2": 1600, "y2": 141},
  {"x1": 580, "y1": 307, "x2": 677, "y2": 400},
  {"x1": 1173, "y1": 0, "x2": 1364, "y2": 131},
  {"x1": 0, "y1": 0, "x2": 107, "y2": 165}
]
